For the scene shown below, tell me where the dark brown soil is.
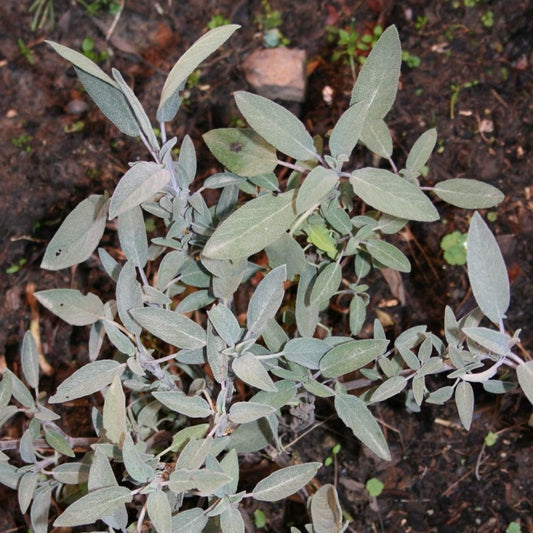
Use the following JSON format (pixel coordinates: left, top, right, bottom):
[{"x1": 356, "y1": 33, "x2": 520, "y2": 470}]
[{"x1": 1, "y1": 0, "x2": 532, "y2": 531}]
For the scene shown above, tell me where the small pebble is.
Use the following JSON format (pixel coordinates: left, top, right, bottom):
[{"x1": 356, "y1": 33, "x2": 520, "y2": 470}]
[{"x1": 67, "y1": 99, "x2": 89, "y2": 114}]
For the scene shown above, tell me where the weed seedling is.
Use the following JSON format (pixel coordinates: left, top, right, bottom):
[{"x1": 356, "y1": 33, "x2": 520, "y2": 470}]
[
  {"x1": 207, "y1": 13, "x2": 231, "y2": 30},
  {"x1": 11, "y1": 134, "x2": 33, "y2": 153},
  {"x1": 17, "y1": 39, "x2": 35, "y2": 64},
  {"x1": 254, "y1": 0, "x2": 290, "y2": 47},
  {"x1": 440, "y1": 230, "x2": 468, "y2": 265}
]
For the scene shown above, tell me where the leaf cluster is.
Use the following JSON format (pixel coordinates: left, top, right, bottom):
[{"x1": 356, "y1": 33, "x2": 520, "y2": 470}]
[{"x1": 1, "y1": 24, "x2": 530, "y2": 533}]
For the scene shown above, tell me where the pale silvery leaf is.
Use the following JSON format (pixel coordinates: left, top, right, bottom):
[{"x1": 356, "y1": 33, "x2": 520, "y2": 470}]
[
  {"x1": 118, "y1": 205, "x2": 148, "y2": 268},
  {"x1": 203, "y1": 128, "x2": 278, "y2": 176},
  {"x1": 171, "y1": 507, "x2": 208, "y2": 533},
  {"x1": 296, "y1": 166, "x2": 339, "y2": 214},
  {"x1": 462, "y1": 327, "x2": 512, "y2": 355},
  {"x1": 44, "y1": 428, "x2": 75, "y2": 457},
  {"x1": 444, "y1": 305, "x2": 462, "y2": 347},
  {"x1": 53, "y1": 486, "x2": 132, "y2": 527},
  {"x1": 405, "y1": 128, "x2": 437, "y2": 179},
  {"x1": 329, "y1": 100, "x2": 368, "y2": 159},
  {"x1": 21, "y1": 331, "x2": 39, "y2": 389},
  {"x1": 455, "y1": 381, "x2": 474, "y2": 430},
  {"x1": 221, "y1": 505, "x2": 245, "y2": 533},
  {"x1": 433, "y1": 178, "x2": 504, "y2": 209},
  {"x1": 109, "y1": 163, "x2": 170, "y2": 218},
  {"x1": 251, "y1": 462, "x2": 321, "y2": 502},
  {"x1": 18, "y1": 471, "x2": 37, "y2": 514},
  {"x1": 324, "y1": 202, "x2": 352, "y2": 235},
  {"x1": 310, "y1": 263, "x2": 342, "y2": 305},
  {"x1": 207, "y1": 304, "x2": 242, "y2": 346},
  {"x1": 207, "y1": 323, "x2": 229, "y2": 384},
  {"x1": 4, "y1": 369, "x2": 33, "y2": 408},
  {"x1": 102, "y1": 375, "x2": 127, "y2": 446},
  {"x1": 103, "y1": 320, "x2": 136, "y2": 355},
  {"x1": 265, "y1": 233, "x2": 307, "y2": 280},
  {"x1": 41, "y1": 194, "x2": 109, "y2": 270},
  {"x1": 228, "y1": 401, "x2": 277, "y2": 424},
  {"x1": 88, "y1": 446, "x2": 119, "y2": 490},
  {"x1": 203, "y1": 191, "x2": 297, "y2": 260},
  {"x1": 310, "y1": 484, "x2": 344, "y2": 533},
  {"x1": 153, "y1": 391, "x2": 213, "y2": 418},
  {"x1": 98, "y1": 247, "x2": 121, "y2": 282},
  {"x1": 122, "y1": 433, "x2": 154, "y2": 483},
  {"x1": 46, "y1": 41, "x2": 139, "y2": 136},
  {"x1": 516, "y1": 361, "x2": 533, "y2": 406},
  {"x1": 232, "y1": 352, "x2": 277, "y2": 392},
  {"x1": 177, "y1": 135, "x2": 197, "y2": 188},
  {"x1": 349, "y1": 295, "x2": 366, "y2": 336},
  {"x1": 350, "y1": 25, "x2": 401, "y2": 119},
  {"x1": 116, "y1": 260, "x2": 143, "y2": 336},
  {"x1": 147, "y1": 490, "x2": 172, "y2": 533},
  {"x1": 35, "y1": 289, "x2": 104, "y2": 326},
  {"x1": 251, "y1": 380, "x2": 297, "y2": 409},
  {"x1": 350, "y1": 168, "x2": 439, "y2": 222},
  {"x1": 369, "y1": 376, "x2": 407, "y2": 403},
  {"x1": 335, "y1": 393, "x2": 391, "y2": 460},
  {"x1": 234, "y1": 91, "x2": 317, "y2": 161},
  {"x1": 295, "y1": 263, "x2": 320, "y2": 337},
  {"x1": 320, "y1": 339, "x2": 389, "y2": 378},
  {"x1": 49, "y1": 360, "x2": 124, "y2": 403},
  {"x1": 426, "y1": 386, "x2": 454, "y2": 405},
  {"x1": 30, "y1": 485, "x2": 52, "y2": 533},
  {"x1": 247, "y1": 265, "x2": 287, "y2": 338},
  {"x1": 467, "y1": 212, "x2": 510, "y2": 324},
  {"x1": 52, "y1": 463, "x2": 89, "y2": 485},
  {"x1": 176, "y1": 290, "x2": 215, "y2": 313},
  {"x1": 168, "y1": 468, "x2": 232, "y2": 496},
  {"x1": 112, "y1": 69, "x2": 159, "y2": 151},
  {"x1": 158, "y1": 25, "x2": 240, "y2": 122},
  {"x1": 360, "y1": 118, "x2": 393, "y2": 159},
  {"x1": 0, "y1": 372, "x2": 13, "y2": 409},
  {"x1": 220, "y1": 448, "x2": 240, "y2": 494},
  {"x1": 365, "y1": 239, "x2": 411, "y2": 273},
  {"x1": 130, "y1": 307, "x2": 206, "y2": 349},
  {"x1": 283, "y1": 338, "x2": 330, "y2": 369}
]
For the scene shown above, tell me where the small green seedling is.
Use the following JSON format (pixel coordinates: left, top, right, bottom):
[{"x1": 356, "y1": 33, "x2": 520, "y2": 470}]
[
  {"x1": 81, "y1": 37, "x2": 108, "y2": 63},
  {"x1": 254, "y1": 0, "x2": 289, "y2": 48},
  {"x1": 481, "y1": 10, "x2": 494, "y2": 28},
  {"x1": 484, "y1": 431, "x2": 499, "y2": 447},
  {"x1": 440, "y1": 230, "x2": 468, "y2": 265},
  {"x1": 207, "y1": 13, "x2": 231, "y2": 30},
  {"x1": 366, "y1": 478, "x2": 384, "y2": 498},
  {"x1": 450, "y1": 79, "x2": 479, "y2": 118},
  {"x1": 11, "y1": 134, "x2": 33, "y2": 153},
  {"x1": 17, "y1": 39, "x2": 35, "y2": 64},
  {"x1": 6, "y1": 258, "x2": 27, "y2": 274},
  {"x1": 254, "y1": 509, "x2": 267, "y2": 528},
  {"x1": 324, "y1": 443, "x2": 342, "y2": 467},
  {"x1": 506, "y1": 521, "x2": 522, "y2": 533}
]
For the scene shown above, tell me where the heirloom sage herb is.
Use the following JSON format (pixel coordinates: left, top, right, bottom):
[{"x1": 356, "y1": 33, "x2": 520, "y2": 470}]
[{"x1": 1, "y1": 24, "x2": 530, "y2": 532}]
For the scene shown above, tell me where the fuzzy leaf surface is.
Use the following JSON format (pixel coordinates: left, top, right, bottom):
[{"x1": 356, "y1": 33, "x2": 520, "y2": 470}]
[
  {"x1": 35, "y1": 289, "x2": 104, "y2": 326},
  {"x1": 405, "y1": 128, "x2": 437, "y2": 178},
  {"x1": 203, "y1": 191, "x2": 297, "y2": 260},
  {"x1": 433, "y1": 179, "x2": 504, "y2": 209},
  {"x1": 517, "y1": 361, "x2": 533, "y2": 406},
  {"x1": 21, "y1": 331, "x2": 39, "y2": 389},
  {"x1": 467, "y1": 212, "x2": 509, "y2": 324},
  {"x1": 365, "y1": 239, "x2": 411, "y2": 272},
  {"x1": 41, "y1": 195, "x2": 109, "y2": 270},
  {"x1": 153, "y1": 391, "x2": 213, "y2": 418},
  {"x1": 455, "y1": 380, "x2": 474, "y2": 430},
  {"x1": 296, "y1": 166, "x2": 339, "y2": 214},
  {"x1": 350, "y1": 168, "x2": 439, "y2": 221},
  {"x1": 235, "y1": 91, "x2": 317, "y2": 161}
]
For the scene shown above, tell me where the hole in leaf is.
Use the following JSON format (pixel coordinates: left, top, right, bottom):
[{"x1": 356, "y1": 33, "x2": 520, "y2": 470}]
[{"x1": 230, "y1": 142, "x2": 242, "y2": 153}]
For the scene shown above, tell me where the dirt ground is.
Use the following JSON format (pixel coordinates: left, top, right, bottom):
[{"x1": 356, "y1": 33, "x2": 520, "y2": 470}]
[{"x1": 0, "y1": 0, "x2": 532, "y2": 531}]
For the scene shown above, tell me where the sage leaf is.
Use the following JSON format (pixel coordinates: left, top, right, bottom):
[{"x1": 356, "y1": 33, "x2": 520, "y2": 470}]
[
  {"x1": 405, "y1": 128, "x2": 437, "y2": 179},
  {"x1": 147, "y1": 490, "x2": 171, "y2": 533},
  {"x1": 265, "y1": 233, "x2": 307, "y2": 280},
  {"x1": 122, "y1": 433, "x2": 154, "y2": 483},
  {"x1": 310, "y1": 484, "x2": 344, "y2": 533},
  {"x1": 310, "y1": 263, "x2": 342, "y2": 305},
  {"x1": 46, "y1": 41, "x2": 139, "y2": 136},
  {"x1": 168, "y1": 468, "x2": 232, "y2": 496},
  {"x1": 130, "y1": 307, "x2": 206, "y2": 349},
  {"x1": 516, "y1": 361, "x2": 533, "y2": 406},
  {"x1": 116, "y1": 260, "x2": 143, "y2": 335},
  {"x1": 365, "y1": 239, "x2": 411, "y2": 272},
  {"x1": 53, "y1": 486, "x2": 132, "y2": 527},
  {"x1": 329, "y1": 100, "x2": 368, "y2": 159},
  {"x1": 247, "y1": 265, "x2": 287, "y2": 338},
  {"x1": 102, "y1": 375, "x2": 127, "y2": 446},
  {"x1": 177, "y1": 134, "x2": 197, "y2": 188},
  {"x1": 252, "y1": 462, "x2": 321, "y2": 502},
  {"x1": 153, "y1": 391, "x2": 213, "y2": 418},
  {"x1": 335, "y1": 393, "x2": 391, "y2": 460},
  {"x1": 203, "y1": 128, "x2": 278, "y2": 176},
  {"x1": 296, "y1": 166, "x2": 339, "y2": 214},
  {"x1": 35, "y1": 289, "x2": 104, "y2": 326},
  {"x1": 171, "y1": 508, "x2": 208, "y2": 533},
  {"x1": 467, "y1": 212, "x2": 509, "y2": 324},
  {"x1": 360, "y1": 118, "x2": 393, "y2": 159},
  {"x1": 41, "y1": 194, "x2": 109, "y2": 270},
  {"x1": 21, "y1": 331, "x2": 39, "y2": 389},
  {"x1": 207, "y1": 304, "x2": 242, "y2": 346},
  {"x1": 118, "y1": 205, "x2": 148, "y2": 268},
  {"x1": 232, "y1": 352, "x2": 277, "y2": 392},
  {"x1": 234, "y1": 91, "x2": 317, "y2": 161},
  {"x1": 228, "y1": 401, "x2": 277, "y2": 424},
  {"x1": 158, "y1": 25, "x2": 240, "y2": 122},
  {"x1": 44, "y1": 428, "x2": 75, "y2": 457},
  {"x1": 283, "y1": 338, "x2": 330, "y2": 369},
  {"x1": 49, "y1": 360, "x2": 124, "y2": 403},
  {"x1": 350, "y1": 168, "x2": 439, "y2": 222},
  {"x1": 433, "y1": 178, "x2": 504, "y2": 209},
  {"x1": 18, "y1": 471, "x2": 37, "y2": 514},
  {"x1": 350, "y1": 25, "x2": 401, "y2": 119},
  {"x1": 0, "y1": 463, "x2": 21, "y2": 490},
  {"x1": 30, "y1": 485, "x2": 52, "y2": 533},
  {"x1": 295, "y1": 263, "x2": 320, "y2": 337},
  {"x1": 462, "y1": 327, "x2": 512, "y2": 355},
  {"x1": 203, "y1": 191, "x2": 297, "y2": 260},
  {"x1": 369, "y1": 376, "x2": 407, "y2": 403},
  {"x1": 109, "y1": 163, "x2": 170, "y2": 218},
  {"x1": 320, "y1": 339, "x2": 388, "y2": 379},
  {"x1": 221, "y1": 505, "x2": 245, "y2": 533},
  {"x1": 349, "y1": 294, "x2": 366, "y2": 336},
  {"x1": 455, "y1": 380, "x2": 474, "y2": 430}
]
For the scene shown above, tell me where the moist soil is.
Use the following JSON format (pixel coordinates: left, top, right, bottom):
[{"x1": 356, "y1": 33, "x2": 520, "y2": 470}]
[{"x1": 1, "y1": 0, "x2": 532, "y2": 531}]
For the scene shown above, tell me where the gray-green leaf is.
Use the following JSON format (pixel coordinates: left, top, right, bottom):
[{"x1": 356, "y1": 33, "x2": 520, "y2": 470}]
[
  {"x1": 296, "y1": 166, "x2": 339, "y2": 214},
  {"x1": 41, "y1": 194, "x2": 109, "y2": 270},
  {"x1": 252, "y1": 462, "x2": 321, "y2": 502},
  {"x1": 234, "y1": 91, "x2": 317, "y2": 161},
  {"x1": 516, "y1": 361, "x2": 533, "y2": 406},
  {"x1": 365, "y1": 239, "x2": 411, "y2": 272},
  {"x1": 433, "y1": 178, "x2": 504, "y2": 209},
  {"x1": 455, "y1": 380, "x2": 474, "y2": 430},
  {"x1": 405, "y1": 128, "x2": 437, "y2": 179},
  {"x1": 153, "y1": 391, "x2": 213, "y2": 418},
  {"x1": 147, "y1": 490, "x2": 171, "y2": 533},
  {"x1": 310, "y1": 484, "x2": 344, "y2": 533},
  {"x1": 467, "y1": 212, "x2": 509, "y2": 324},
  {"x1": 21, "y1": 331, "x2": 39, "y2": 389},
  {"x1": 350, "y1": 168, "x2": 439, "y2": 222},
  {"x1": 232, "y1": 352, "x2": 277, "y2": 392},
  {"x1": 35, "y1": 289, "x2": 104, "y2": 326},
  {"x1": 228, "y1": 401, "x2": 277, "y2": 424},
  {"x1": 310, "y1": 263, "x2": 342, "y2": 305},
  {"x1": 329, "y1": 100, "x2": 368, "y2": 159}
]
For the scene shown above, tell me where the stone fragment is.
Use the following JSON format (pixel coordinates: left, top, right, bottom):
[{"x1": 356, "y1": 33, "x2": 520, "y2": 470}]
[{"x1": 242, "y1": 48, "x2": 307, "y2": 102}]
